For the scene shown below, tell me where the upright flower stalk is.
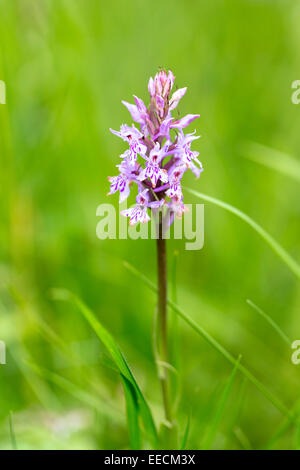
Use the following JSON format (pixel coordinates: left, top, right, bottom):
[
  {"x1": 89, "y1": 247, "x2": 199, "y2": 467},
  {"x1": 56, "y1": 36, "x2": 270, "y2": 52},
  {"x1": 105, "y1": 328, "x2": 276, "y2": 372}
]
[
  {"x1": 108, "y1": 69, "x2": 203, "y2": 435},
  {"x1": 156, "y1": 216, "x2": 171, "y2": 424}
]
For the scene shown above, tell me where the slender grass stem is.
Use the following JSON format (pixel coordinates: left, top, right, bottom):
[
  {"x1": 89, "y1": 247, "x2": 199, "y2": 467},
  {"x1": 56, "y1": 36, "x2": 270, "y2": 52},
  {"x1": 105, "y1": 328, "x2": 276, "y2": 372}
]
[
  {"x1": 246, "y1": 299, "x2": 291, "y2": 346},
  {"x1": 184, "y1": 187, "x2": 300, "y2": 281},
  {"x1": 124, "y1": 261, "x2": 294, "y2": 421},
  {"x1": 9, "y1": 411, "x2": 17, "y2": 450},
  {"x1": 170, "y1": 250, "x2": 181, "y2": 415}
]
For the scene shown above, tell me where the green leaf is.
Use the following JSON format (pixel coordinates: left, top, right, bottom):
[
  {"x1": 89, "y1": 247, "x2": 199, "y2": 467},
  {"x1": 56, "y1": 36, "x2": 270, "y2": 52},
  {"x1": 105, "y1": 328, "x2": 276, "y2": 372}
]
[
  {"x1": 9, "y1": 411, "x2": 17, "y2": 450},
  {"x1": 51, "y1": 288, "x2": 158, "y2": 449},
  {"x1": 184, "y1": 187, "x2": 300, "y2": 281},
  {"x1": 122, "y1": 376, "x2": 141, "y2": 450},
  {"x1": 242, "y1": 141, "x2": 300, "y2": 183},
  {"x1": 202, "y1": 355, "x2": 241, "y2": 450},
  {"x1": 179, "y1": 414, "x2": 190, "y2": 450},
  {"x1": 124, "y1": 262, "x2": 294, "y2": 421},
  {"x1": 265, "y1": 398, "x2": 300, "y2": 449},
  {"x1": 246, "y1": 299, "x2": 291, "y2": 346},
  {"x1": 27, "y1": 362, "x2": 123, "y2": 423}
]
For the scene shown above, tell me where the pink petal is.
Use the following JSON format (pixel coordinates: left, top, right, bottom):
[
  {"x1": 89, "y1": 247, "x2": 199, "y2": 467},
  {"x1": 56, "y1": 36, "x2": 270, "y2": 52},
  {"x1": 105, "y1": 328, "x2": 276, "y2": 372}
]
[
  {"x1": 171, "y1": 114, "x2": 200, "y2": 129},
  {"x1": 122, "y1": 100, "x2": 143, "y2": 123},
  {"x1": 167, "y1": 70, "x2": 175, "y2": 90},
  {"x1": 133, "y1": 95, "x2": 147, "y2": 113},
  {"x1": 119, "y1": 182, "x2": 130, "y2": 203},
  {"x1": 169, "y1": 87, "x2": 187, "y2": 110},
  {"x1": 148, "y1": 77, "x2": 155, "y2": 96},
  {"x1": 109, "y1": 128, "x2": 122, "y2": 138},
  {"x1": 120, "y1": 208, "x2": 134, "y2": 217}
]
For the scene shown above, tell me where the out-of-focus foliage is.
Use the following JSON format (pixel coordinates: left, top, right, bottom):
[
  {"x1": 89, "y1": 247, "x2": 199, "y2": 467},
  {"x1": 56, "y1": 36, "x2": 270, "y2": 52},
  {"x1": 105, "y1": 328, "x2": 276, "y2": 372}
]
[{"x1": 0, "y1": 0, "x2": 300, "y2": 450}]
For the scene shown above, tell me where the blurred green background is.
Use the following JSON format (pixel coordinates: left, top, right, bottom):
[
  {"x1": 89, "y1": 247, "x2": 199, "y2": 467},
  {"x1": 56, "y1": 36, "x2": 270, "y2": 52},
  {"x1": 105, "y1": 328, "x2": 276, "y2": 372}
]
[{"x1": 1, "y1": 0, "x2": 300, "y2": 450}]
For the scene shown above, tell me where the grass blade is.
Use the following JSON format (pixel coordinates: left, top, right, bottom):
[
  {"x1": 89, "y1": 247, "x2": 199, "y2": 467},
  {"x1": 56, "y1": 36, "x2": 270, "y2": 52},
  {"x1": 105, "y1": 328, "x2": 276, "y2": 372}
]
[
  {"x1": 184, "y1": 187, "x2": 300, "y2": 281},
  {"x1": 26, "y1": 362, "x2": 123, "y2": 423},
  {"x1": 122, "y1": 376, "x2": 141, "y2": 450},
  {"x1": 9, "y1": 345, "x2": 62, "y2": 411},
  {"x1": 233, "y1": 426, "x2": 252, "y2": 450},
  {"x1": 246, "y1": 299, "x2": 291, "y2": 346},
  {"x1": 180, "y1": 414, "x2": 190, "y2": 450},
  {"x1": 9, "y1": 411, "x2": 17, "y2": 450},
  {"x1": 242, "y1": 141, "x2": 300, "y2": 183},
  {"x1": 265, "y1": 398, "x2": 300, "y2": 449},
  {"x1": 51, "y1": 288, "x2": 158, "y2": 449},
  {"x1": 124, "y1": 261, "x2": 294, "y2": 421},
  {"x1": 202, "y1": 355, "x2": 241, "y2": 449}
]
